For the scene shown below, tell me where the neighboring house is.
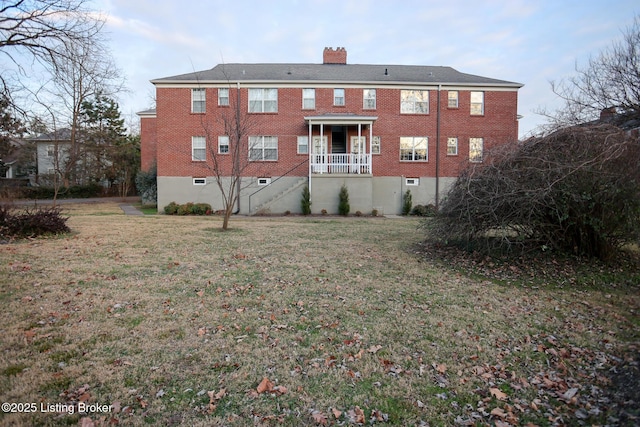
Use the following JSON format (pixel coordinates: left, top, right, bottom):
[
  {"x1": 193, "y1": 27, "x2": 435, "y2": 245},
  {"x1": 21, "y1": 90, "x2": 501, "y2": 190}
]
[
  {"x1": 1, "y1": 138, "x2": 36, "y2": 180},
  {"x1": 31, "y1": 129, "x2": 73, "y2": 185},
  {"x1": 139, "y1": 47, "x2": 523, "y2": 214}
]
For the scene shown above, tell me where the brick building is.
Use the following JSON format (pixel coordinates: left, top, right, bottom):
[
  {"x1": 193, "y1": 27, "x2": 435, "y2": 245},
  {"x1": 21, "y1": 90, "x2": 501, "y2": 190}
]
[{"x1": 139, "y1": 47, "x2": 523, "y2": 214}]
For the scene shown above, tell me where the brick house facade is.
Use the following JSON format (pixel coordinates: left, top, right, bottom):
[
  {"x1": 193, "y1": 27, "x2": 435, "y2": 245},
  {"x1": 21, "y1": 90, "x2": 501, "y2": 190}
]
[{"x1": 139, "y1": 47, "x2": 522, "y2": 214}]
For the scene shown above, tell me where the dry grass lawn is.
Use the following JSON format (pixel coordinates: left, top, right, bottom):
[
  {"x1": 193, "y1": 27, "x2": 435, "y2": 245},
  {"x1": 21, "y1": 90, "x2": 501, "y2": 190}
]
[{"x1": 0, "y1": 202, "x2": 638, "y2": 426}]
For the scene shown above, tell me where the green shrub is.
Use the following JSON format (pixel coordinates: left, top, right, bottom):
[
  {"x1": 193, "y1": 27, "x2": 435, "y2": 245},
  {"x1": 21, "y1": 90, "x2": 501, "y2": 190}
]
[
  {"x1": 338, "y1": 185, "x2": 350, "y2": 216},
  {"x1": 402, "y1": 189, "x2": 412, "y2": 215},
  {"x1": 164, "y1": 202, "x2": 179, "y2": 215},
  {"x1": 135, "y1": 166, "x2": 157, "y2": 205},
  {"x1": 163, "y1": 202, "x2": 212, "y2": 216},
  {"x1": 300, "y1": 186, "x2": 311, "y2": 215},
  {"x1": 411, "y1": 204, "x2": 436, "y2": 217}
]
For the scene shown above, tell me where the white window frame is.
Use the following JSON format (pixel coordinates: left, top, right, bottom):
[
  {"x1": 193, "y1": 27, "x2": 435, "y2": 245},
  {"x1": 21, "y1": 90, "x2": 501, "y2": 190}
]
[
  {"x1": 469, "y1": 137, "x2": 484, "y2": 163},
  {"x1": 218, "y1": 136, "x2": 229, "y2": 154},
  {"x1": 302, "y1": 88, "x2": 315, "y2": 110},
  {"x1": 249, "y1": 88, "x2": 277, "y2": 113},
  {"x1": 350, "y1": 136, "x2": 366, "y2": 154},
  {"x1": 192, "y1": 136, "x2": 206, "y2": 161},
  {"x1": 363, "y1": 89, "x2": 376, "y2": 109},
  {"x1": 401, "y1": 90, "x2": 429, "y2": 114},
  {"x1": 400, "y1": 136, "x2": 428, "y2": 161},
  {"x1": 405, "y1": 178, "x2": 419, "y2": 186},
  {"x1": 470, "y1": 91, "x2": 484, "y2": 115},
  {"x1": 447, "y1": 137, "x2": 458, "y2": 155},
  {"x1": 334, "y1": 88, "x2": 345, "y2": 106},
  {"x1": 297, "y1": 136, "x2": 309, "y2": 154},
  {"x1": 47, "y1": 145, "x2": 55, "y2": 157},
  {"x1": 448, "y1": 91, "x2": 459, "y2": 108},
  {"x1": 218, "y1": 88, "x2": 229, "y2": 106},
  {"x1": 191, "y1": 88, "x2": 206, "y2": 113},
  {"x1": 193, "y1": 178, "x2": 206, "y2": 185},
  {"x1": 312, "y1": 136, "x2": 328, "y2": 154},
  {"x1": 372, "y1": 136, "x2": 381, "y2": 155},
  {"x1": 249, "y1": 136, "x2": 278, "y2": 161}
]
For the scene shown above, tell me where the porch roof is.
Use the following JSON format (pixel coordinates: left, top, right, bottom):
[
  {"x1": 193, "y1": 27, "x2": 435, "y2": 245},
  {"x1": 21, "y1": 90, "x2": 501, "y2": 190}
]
[{"x1": 304, "y1": 113, "x2": 378, "y2": 126}]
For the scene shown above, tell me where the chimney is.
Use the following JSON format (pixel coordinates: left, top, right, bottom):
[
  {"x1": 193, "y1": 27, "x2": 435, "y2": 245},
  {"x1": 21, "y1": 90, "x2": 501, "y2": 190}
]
[
  {"x1": 600, "y1": 107, "x2": 616, "y2": 121},
  {"x1": 323, "y1": 47, "x2": 347, "y2": 64}
]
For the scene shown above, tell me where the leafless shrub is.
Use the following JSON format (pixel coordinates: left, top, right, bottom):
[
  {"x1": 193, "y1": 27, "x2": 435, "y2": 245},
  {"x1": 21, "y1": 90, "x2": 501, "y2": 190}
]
[{"x1": 429, "y1": 123, "x2": 640, "y2": 260}]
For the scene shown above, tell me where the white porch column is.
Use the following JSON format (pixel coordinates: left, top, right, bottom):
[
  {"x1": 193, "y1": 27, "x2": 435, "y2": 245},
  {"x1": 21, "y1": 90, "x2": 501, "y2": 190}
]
[
  {"x1": 369, "y1": 122, "x2": 373, "y2": 175},
  {"x1": 308, "y1": 121, "x2": 312, "y2": 192}
]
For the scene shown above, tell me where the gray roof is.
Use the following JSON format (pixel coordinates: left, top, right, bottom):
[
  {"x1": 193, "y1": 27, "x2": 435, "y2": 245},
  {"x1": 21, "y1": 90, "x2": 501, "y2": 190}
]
[
  {"x1": 28, "y1": 128, "x2": 72, "y2": 141},
  {"x1": 152, "y1": 63, "x2": 522, "y2": 88}
]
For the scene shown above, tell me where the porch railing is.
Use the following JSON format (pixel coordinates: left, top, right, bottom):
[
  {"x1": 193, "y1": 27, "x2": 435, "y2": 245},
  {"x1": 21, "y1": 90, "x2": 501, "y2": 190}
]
[{"x1": 311, "y1": 153, "x2": 371, "y2": 174}]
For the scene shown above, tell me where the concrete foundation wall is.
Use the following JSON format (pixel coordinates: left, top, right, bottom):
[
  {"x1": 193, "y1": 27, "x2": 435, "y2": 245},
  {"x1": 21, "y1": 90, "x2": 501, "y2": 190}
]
[{"x1": 158, "y1": 175, "x2": 458, "y2": 215}]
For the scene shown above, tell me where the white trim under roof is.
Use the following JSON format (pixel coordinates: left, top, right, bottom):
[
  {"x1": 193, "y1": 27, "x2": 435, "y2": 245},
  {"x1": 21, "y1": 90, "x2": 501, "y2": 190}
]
[{"x1": 304, "y1": 114, "x2": 377, "y2": 126}]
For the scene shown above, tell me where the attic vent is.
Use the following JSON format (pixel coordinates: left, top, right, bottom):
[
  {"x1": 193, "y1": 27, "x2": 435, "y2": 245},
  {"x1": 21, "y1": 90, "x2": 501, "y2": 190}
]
[{"x1": 384, "y1": 68, "x2": 388, "y2": 76}]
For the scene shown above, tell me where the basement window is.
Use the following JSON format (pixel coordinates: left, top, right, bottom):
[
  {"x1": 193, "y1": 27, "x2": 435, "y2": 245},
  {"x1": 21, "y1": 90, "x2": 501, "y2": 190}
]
[
  {"x1": 193, "y1": 178, "x2": 206, "y2": 185},
  {"x1": 405, "y1": 178, "x2": 419, "y2": 186},
  {"x1": 257, "y1": 177, "x2": 271, "y2": 186}
]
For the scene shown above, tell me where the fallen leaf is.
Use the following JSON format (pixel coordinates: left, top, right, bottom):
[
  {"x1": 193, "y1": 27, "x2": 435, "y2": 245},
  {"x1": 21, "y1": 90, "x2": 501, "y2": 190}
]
[
  {"x1": 490, "y1": 387, "x2": 508, "y2": 401},
  {"x1": 257, "y1": 377, "x2": 274, "y2": 393},
  {"x1": 490, "y1": 407, "x2": 507, "y2": 418},
  {"x1": 311, "y1": 410, "x2": 328, "y2": 425},
  {"x1": 368, "y1": 345, "x2": 382, "y2": 354},
  {"x1": 332, "y1": 407, "x2": 342, "y2": 419}
]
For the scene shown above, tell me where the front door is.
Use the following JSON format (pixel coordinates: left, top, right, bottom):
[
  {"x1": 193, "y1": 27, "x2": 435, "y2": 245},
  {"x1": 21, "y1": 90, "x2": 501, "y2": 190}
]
[{"x1": 331, "y1": 126, "x2": 346, "y2": 154}]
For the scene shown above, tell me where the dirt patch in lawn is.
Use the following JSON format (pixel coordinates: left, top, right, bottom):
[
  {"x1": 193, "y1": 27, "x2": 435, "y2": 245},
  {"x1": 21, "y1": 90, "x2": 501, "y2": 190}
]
[{"x1": 1, "y1": 203, "x2": 638, "y2": 426}]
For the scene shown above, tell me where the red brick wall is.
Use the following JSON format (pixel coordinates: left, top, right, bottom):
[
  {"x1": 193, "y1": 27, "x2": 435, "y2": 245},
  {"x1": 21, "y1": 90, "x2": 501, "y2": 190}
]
[
  {"x1": 151, "y1": 86, "x2": 519, "y2": 178},
  {"x1": 140, "y1": 116, "x2": 157, "y2": 172}
]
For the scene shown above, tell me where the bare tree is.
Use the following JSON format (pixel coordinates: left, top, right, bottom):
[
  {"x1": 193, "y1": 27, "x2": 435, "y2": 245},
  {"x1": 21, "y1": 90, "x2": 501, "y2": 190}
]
[
  {"x1": 0, "y1": 0, "x2": 104, "y2": 108},
  {"x1": 539, "y1": 15, "x2": 640, "y2": 131},
  {"x1": 200, "y1": 84, "x2": 257, "y2": 231}
]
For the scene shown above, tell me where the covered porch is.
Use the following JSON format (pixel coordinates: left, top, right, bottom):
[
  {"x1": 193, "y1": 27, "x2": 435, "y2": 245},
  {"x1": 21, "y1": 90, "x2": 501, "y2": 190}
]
[{"x1": 305, "y1": 114, "x2": 377, "y2": 175}]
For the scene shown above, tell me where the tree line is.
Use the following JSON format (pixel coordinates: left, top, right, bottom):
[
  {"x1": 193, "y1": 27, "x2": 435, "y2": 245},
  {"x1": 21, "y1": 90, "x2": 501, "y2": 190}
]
[{"x1": 0, "y1": 0, "x2": 139, "y2": 199}]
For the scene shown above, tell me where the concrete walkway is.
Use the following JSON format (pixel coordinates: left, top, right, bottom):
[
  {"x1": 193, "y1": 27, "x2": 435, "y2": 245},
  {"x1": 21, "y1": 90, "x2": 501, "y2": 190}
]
[{"x1": 119, "y1": 204, "x2": 144, "y2": 216}]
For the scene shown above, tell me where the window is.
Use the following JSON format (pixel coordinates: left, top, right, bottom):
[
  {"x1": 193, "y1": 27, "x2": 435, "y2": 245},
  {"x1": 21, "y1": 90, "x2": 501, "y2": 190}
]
[
  {"x1": 249, "y1": 136, "x2": 278, "y2": 161},
  {"x1": 401, "y1": 90, "x2": 429, "y2": 114},
  {"x1": 363, "y1": 89, "x2": 376, "y2": 109},
  {"x1": 303, "y1": 89, "x2": 315, "y2": 109},
  {"x1": 193, "y1": 178, "x2": 206, "y2": 185},
  {"x1": 192, "y1": 136, "x2": 206, "y2": 161},
  {"x1": 192, "y1": 88, "x2": 205, "y2": 113},
  {"x1": 447, "y1": 137, "x2": 458, "y2": 155},
  {"x1": 297, "y1": 136, "x2": 308, "y2": 154},
  {"x1": 218, "y1": 88, "x2": 229, "y2": 106},
  {"x1": 470, "y1": 91, "x2": 484, "y2": 115},
  {"x1": 448, "y1": 91, "x2": 458, "y2": 108},
  {"x1": 312, "y1": 136, "x2": 328, "y2": 154},
  {"x1": 350, "y1": 136, "x2": 366, "y2": 154},
  {"x1": 218, "y1": 136, "x2": 229, "y2": 154},
  {"x1": 406, "y1": 178, "x2": 419, "y2": 186},
  {"x1": 372, "y1": 136, "x2": 381, "y2": 155},
  {"x1": 400, "y1": 137, "x2": 428, "y2": 161},
  {"x1": 334, "y1": 88, "x2": 345, "y2": 106},
  {"x1": 257, "y1": 177, "x2": 271, "y2": 186},
  {"x1": 47, "y1": 145, "x2": 55, "y2": 157},
  {"x1": 469, "y1": 137, "x2": 484, "y2": 162},
  {"x1": 249, "y1": 88, "x2": 277, "y2": 112}
]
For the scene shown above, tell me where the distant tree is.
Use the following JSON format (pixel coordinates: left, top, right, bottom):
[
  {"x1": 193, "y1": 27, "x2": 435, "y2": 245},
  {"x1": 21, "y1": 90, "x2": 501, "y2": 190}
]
[
  {"x1": 0, "y1": 94, "x2": 26, "y2": 175},
  {"x1": 80, "y1": 93, "x2": 130, "y2": 186},
  {"x1": 540, "y1": 15, "x2": 640, "y2": 131}
]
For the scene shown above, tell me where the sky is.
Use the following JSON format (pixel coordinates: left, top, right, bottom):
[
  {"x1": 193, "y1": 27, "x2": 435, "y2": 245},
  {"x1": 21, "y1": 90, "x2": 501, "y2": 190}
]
[{"x1": 91, "y1": 0, "x2": 638, "y2": 137}]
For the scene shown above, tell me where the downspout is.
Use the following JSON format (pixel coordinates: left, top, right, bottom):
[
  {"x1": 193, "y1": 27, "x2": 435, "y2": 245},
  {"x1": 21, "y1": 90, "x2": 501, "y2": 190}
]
[
  {"x1": 234, "y1": 82, "x2": 241, "y2": 214},
  {"x1": 435, "y1": 84, "x2": 441, "y2": 211}
]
